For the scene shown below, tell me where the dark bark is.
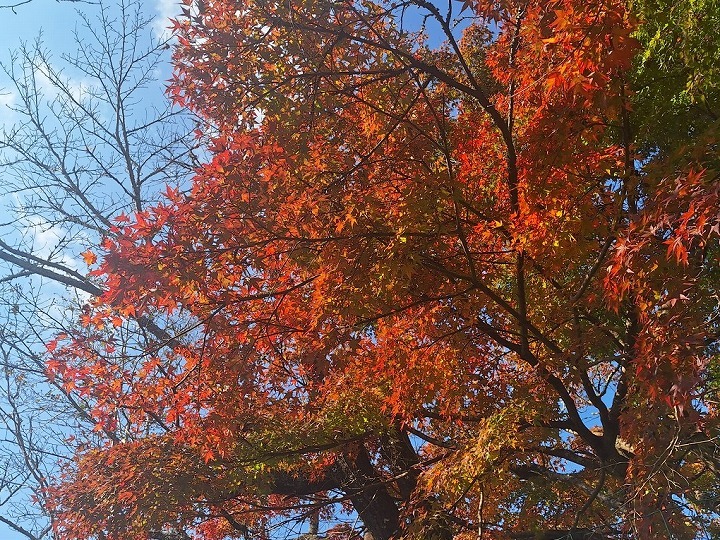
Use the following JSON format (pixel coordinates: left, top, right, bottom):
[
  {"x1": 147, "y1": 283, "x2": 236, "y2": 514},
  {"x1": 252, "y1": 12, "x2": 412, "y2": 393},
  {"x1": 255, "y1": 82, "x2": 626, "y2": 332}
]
[
  {"x1": 379, "y1": 428, "x2": 420, "y2": 500},
  {"x1": 270, "y1": 468, "x2": 342, "y2": 497},
  {"x1": 338, "y1": 445, "x2": 401, "y2": 540},
  {"x1": 265, "y1": 443, "x2": 400, "y2": 539}
]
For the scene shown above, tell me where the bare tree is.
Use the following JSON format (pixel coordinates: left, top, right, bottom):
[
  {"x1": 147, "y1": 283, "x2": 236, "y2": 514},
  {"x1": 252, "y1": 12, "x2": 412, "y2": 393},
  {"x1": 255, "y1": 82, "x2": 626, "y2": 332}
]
[{"x1": 0, "y1": 0, "x2": 195, "y2": 536}]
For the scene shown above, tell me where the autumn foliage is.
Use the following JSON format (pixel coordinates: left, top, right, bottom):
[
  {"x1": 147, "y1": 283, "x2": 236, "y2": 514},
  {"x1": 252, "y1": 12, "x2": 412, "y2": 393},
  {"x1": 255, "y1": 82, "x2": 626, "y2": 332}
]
[{"x1": 46, "y1": 0, "x2": 720, "y2": 539}]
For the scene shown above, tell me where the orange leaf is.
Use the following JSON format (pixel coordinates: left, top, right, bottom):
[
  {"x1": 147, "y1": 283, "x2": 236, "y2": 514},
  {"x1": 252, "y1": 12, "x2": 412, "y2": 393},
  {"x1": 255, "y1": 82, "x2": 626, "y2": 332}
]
[{"x1": 81, "y1": 250, "x2": 98, "y2": 266}]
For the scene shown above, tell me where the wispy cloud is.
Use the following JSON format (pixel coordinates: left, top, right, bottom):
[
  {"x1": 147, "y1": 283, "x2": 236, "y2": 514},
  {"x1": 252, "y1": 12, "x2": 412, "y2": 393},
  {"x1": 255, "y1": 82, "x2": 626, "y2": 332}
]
[
  {"x1": 0, "y1": 89, "x2": 17, "y2": 126},
  {"x1": 154, "y1": 0, "x2": 180, "y2": 40},
  {"x1": 22, "y1": 217, "x2": 80, "y2": 271},
  {"x1": 32, "y1": 61, "x2": 91, "y2": 104}
]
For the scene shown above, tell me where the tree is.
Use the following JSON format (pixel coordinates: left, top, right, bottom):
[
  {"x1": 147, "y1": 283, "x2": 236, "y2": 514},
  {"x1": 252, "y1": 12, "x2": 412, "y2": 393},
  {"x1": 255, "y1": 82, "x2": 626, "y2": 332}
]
[
  {"x1": 46, "y1": 0, "x2": 720, "y2": 539},
  {"x1": 0, "y1": 0, "x2": 194, "y2": 537}
]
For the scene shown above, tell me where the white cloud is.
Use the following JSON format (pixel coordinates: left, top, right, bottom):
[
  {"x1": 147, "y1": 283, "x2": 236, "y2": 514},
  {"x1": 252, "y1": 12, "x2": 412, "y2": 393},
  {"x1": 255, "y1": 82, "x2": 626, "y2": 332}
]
[
  {"x1": 154, "y1": 0, "x2": 181, "y2": 40},
  {"x1": 0, "y1": 89, "x2": 18, "y2": 127},
  {"x1": 0, "y1": 90, "x2": 16, "y2": 110},
  {"x1": 32, "y1": 61, "x2": 90, "y2": 104},
  {"x1": 25, "y1": 218, "x2": 62, "y2": 253},
  {"x1": 23, "y1": 217, "x2": 82, "y2": 273}
]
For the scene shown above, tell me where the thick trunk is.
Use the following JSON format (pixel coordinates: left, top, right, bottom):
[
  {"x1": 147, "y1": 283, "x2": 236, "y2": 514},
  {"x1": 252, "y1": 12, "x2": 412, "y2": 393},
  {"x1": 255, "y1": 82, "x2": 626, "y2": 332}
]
[
  {"x1": 339, "y1": 445, "x2": 401, "y2": 540},
  {"x1": 379, "y1": 428, "x2": 420, "y2": 501},
  {"x1": 270, "y1": 468, "x2": 341, "y2": 496},
  {"x1": 266, "y1": 443, "x2": 400, "y2": 540}
]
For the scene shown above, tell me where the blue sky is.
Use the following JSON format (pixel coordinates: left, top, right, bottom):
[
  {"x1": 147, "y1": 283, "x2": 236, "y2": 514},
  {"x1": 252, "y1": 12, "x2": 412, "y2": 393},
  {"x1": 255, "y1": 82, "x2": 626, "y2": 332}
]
[
  {"x1": 0, "y1": 5, "x2": 86, "y2": 539},
  {"x1": 0, "y1": 2, "x2": 84, "y2": 45},
  {"x1": 0, "y1": 2, "x2": 180, "y2": 539},
  {"x1": 0, "y1": 0, "x2": 177, "y2": 45},
  {"x1": 0, "y1": 0, "x2": 180, "y2": 133}
]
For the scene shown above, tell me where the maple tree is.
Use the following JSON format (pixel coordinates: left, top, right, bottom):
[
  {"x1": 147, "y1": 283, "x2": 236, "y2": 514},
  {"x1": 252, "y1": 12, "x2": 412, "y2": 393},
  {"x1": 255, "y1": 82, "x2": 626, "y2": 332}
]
[{"x1": 45, "y1": 0, "x2": 719, "y2": 539}]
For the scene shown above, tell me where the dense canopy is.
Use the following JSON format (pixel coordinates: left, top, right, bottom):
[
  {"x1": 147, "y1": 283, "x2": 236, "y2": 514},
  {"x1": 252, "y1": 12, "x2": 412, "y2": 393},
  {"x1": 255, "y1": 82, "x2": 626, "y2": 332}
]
[{"x1": 46, "y1": 0, "x2": 720, "y2": 539}]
